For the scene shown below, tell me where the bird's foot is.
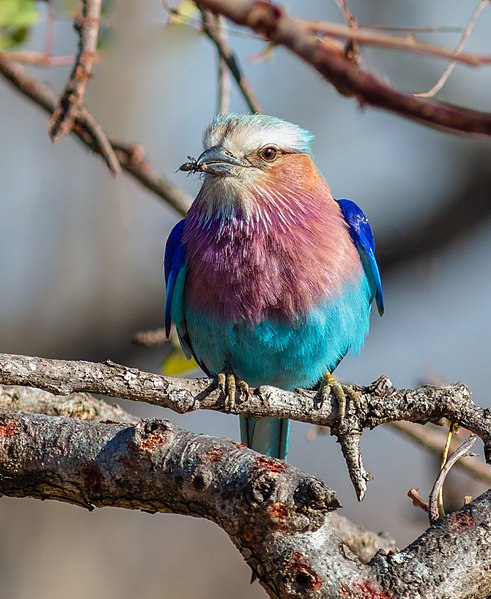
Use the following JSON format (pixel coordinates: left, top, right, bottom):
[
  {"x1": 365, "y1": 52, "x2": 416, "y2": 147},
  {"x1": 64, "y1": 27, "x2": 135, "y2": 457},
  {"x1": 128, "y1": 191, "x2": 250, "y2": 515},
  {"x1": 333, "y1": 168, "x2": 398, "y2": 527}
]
[
  {"x1": 320, "y1": 370, "x2": 360, "y2": 421},
  {"x1": 217, "y1": 373, "x2": 249, "y2": 412}
]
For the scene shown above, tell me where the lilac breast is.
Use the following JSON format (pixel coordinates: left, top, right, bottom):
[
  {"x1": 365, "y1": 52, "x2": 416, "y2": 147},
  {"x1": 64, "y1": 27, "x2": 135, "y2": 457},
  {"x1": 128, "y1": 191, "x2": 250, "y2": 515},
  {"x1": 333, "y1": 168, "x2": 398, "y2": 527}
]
[{"x1": 183, "y1": 184, "x2": 363, "y2": 324}]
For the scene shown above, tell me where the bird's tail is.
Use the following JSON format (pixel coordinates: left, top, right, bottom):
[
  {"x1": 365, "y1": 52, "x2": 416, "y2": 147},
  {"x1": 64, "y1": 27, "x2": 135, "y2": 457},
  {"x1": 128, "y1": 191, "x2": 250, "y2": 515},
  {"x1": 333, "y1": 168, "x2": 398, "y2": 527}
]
[{"x1": 239, "y1": 416, "x2": 290, "y2": 461}]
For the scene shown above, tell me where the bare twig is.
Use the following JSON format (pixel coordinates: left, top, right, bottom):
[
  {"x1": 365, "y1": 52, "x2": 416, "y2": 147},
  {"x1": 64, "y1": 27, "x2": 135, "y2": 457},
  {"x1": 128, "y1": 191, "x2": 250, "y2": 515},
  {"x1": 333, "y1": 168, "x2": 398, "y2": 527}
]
[
  {"x1": 200, "y1": 8, "x2": 263, "y2": 113},
  {"x1": 408, "y1": 488, "x2": 430, "y2": 513},
  {"x1": 49, "y1": 0, "x2": 104, "y2": 142},
  {"x1": 331, "y1": 514, "x2": 397, "y2": 564},
  {"x1": 304, "y1": 19, "x2": 491, "y2": 66},
  {"x1": 132, "y1": 328, "x2": 168, "y2": 347},
  {"x1": 334, "y1": 0, "x2": 359, "y2": 65},
  {"x1": 80, "y1": 106, "x2": 121, "y2": 174},
  {"x1": 0, "y1": 54, "x2": 191, "y2": 216},
  {"x1": 315, "y1": 420, "x2": 491, "y2": 486},
  {"x1": 363, "y1": 25, "x2": 462, "y2": 34},
  {"x1": 5, "y1": 51, "x2": 77, "y2": 67},
  {"x1": 194, "y1": 0, "x2": 491, "y2": 136},
  {"x1": 438, "y1": 422, "x2": 457, "y2": 517},
  {"x1": 390, "y1": 421, "x2": 491, "y2": 486},
  {"x1": 336, "y1": 0, "x2": 357, "y2": 30},
  {"x1": 169, "y1": 3, "x2": 484, "y2": 66},
  {"x1": 212, "y1": 14, "x2": 231, "y2": 114},
  {"x1": 429, "y1": 435, "x2": 478, "y2": 523},
  {"x1": 415, "y1": 0, "x2": 490, "y2": 98}
]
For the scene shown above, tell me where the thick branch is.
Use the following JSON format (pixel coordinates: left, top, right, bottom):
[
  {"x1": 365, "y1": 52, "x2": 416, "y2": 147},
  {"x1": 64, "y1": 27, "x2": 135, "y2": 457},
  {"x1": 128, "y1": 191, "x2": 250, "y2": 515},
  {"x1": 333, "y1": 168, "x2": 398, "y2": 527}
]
[
  {"x1": 0, "y1": 408, "x2": 489, "y2": 598},
  {"x1": 0, "y1": 54, "x2": 191, "y2": 216},
  {"x1": 0, "y1": 384, "x2": 138, "y2": 423},
  {"x1": 0, "y1": 384, "x2": 395, "y2": 565},
  {"x1": 194, "y1": 0, "x2": 491, "y2": 136},
  {"x1": 0, "y1": 353, "x2": 489, "y2": 501}
]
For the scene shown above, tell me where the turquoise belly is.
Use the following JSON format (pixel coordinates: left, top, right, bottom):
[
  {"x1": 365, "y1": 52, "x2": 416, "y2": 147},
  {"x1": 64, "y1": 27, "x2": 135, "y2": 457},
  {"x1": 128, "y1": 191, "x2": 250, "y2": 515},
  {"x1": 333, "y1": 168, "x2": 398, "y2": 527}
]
[{"x1": 184, "y1": 277, "x2": 372, "y2": 390}]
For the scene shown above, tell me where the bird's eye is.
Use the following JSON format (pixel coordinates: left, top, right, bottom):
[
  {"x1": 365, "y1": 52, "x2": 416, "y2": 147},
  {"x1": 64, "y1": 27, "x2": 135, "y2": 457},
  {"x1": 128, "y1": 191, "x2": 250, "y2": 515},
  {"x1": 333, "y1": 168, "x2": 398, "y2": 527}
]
[{"x1": 259, "y1": 145, "x2": 280, "y2": 162}]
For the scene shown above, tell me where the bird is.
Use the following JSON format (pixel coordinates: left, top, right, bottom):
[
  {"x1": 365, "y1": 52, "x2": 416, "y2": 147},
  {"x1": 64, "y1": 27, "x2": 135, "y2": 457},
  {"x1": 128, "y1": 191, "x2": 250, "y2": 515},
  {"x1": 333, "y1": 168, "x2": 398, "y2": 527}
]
[{"x1": 164, "y1": 114, "x2": 384, "y2": 462}]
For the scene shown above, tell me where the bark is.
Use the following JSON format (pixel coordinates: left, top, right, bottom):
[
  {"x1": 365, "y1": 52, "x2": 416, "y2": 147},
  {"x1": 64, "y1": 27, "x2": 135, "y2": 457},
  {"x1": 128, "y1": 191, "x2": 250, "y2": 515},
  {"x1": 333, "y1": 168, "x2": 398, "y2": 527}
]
[
  {"x1": 0, "y1": 384, "x2": 138, "y2": 423},
  {"x1": 0, "y1": 352, "x2": 489, "y2": 500},
  {"x1": 0, "y1": 408, "x2": 489, "y2": 598}
]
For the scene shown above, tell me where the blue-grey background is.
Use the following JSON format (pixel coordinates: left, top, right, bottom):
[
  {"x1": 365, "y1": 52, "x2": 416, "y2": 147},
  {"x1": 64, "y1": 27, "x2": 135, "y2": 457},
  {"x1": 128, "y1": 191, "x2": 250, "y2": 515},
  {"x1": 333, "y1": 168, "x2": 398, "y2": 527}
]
[{"x1": 1, "y1": 1, "x2": 490, "y2": 597}]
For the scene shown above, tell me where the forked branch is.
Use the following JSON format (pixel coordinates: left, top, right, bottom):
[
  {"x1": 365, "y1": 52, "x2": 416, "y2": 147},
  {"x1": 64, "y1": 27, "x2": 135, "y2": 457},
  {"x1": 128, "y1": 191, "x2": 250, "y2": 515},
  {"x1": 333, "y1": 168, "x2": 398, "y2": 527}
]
[{"x1": 0, "y1": 407, "x2": 489, "y2": 598}]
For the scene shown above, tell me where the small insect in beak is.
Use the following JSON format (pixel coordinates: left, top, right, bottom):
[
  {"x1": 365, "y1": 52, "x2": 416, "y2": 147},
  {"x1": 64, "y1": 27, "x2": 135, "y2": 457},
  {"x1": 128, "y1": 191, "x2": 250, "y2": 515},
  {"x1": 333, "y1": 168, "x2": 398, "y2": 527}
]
[{"x1": 178, "y1": 156, "x2": 207, "y2": 174}]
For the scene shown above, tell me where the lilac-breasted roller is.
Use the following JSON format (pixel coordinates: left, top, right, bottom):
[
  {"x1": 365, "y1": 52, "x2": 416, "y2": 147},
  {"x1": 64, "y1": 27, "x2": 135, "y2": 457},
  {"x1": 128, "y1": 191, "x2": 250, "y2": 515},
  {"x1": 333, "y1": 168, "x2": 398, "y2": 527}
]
[{"x1": 164, "y1": 114, "x2": 384, "y2": 462}]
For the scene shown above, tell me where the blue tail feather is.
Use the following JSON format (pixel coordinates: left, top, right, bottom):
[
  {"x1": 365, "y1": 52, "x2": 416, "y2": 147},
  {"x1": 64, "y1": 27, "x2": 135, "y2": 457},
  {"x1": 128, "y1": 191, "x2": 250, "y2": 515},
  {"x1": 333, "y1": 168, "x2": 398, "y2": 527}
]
[{"x1": 240, "y1": 416, "x2": 290, "y2": 461}]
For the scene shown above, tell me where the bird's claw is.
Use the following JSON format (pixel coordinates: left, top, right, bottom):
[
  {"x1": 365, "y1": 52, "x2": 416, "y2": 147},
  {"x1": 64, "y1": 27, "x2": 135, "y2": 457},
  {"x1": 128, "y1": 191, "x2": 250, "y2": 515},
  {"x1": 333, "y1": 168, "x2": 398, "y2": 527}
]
[
  {"x1": 320, "y1": 371, "x2": 360, "y2": 420},
  {"x1": 217, "y1": 373, "x2": 249, "y2": 412}
]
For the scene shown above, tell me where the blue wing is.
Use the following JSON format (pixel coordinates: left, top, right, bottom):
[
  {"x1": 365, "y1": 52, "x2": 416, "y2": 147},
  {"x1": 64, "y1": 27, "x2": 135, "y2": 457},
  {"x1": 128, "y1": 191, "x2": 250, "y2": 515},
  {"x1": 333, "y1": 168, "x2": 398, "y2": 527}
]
[
  {"x1": 163, "y1": 220, "x2": 194, "y2": 356},
  {"x1": 337, "y1": 199, "x2": 384, "y2": 316}
]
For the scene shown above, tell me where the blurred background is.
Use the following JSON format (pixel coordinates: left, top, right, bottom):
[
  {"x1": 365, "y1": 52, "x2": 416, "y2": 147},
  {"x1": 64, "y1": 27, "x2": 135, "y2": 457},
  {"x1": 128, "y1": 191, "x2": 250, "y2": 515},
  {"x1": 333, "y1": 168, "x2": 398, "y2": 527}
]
[{"x1": 1, "y1": 1, "x2": 490, "y2": 597}]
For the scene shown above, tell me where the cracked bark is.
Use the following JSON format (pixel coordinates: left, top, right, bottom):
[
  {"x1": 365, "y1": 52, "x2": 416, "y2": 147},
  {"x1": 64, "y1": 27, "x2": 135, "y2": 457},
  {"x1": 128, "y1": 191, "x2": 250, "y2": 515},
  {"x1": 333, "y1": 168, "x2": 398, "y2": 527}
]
[
  {"x1": 0, "y1": 353, "x2": 489, "y2": 596},
  {"x1": 0, "y1": 409, "x2": 489, "y2": 598}
]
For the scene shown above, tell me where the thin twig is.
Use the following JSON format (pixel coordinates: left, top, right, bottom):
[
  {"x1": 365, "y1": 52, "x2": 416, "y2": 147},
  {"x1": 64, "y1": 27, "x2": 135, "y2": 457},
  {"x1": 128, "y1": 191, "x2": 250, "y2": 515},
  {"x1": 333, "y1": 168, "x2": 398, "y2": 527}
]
[
  {"x1": 80, "y1": 106, "x2": 121, "y2": 174},
  {"x1": 429, "y1": 435, "x2": 477, "y2": 523},
  {"x1": 5, "y1": 51, "x2": 77, "y2": 67},
  {"x1": 335, "y1": 0, "x2": 360, "y2": 64},
  {"x1": 200, "y1": 8, "x2": 262, "y2": 113},
  {"x1": 408, "y1": 488, "x2": 430, "y2": 513},
  {"x1": 304, "y1": 19, "x2": 491, "y2": 67},
  {"x1": 49, "y1": 0, "x2": 104, "y2": 142},
  {"x1": 415, "y1": 0, "x2": 490, "y2": 98},
  {"x1": 170, "y1": 4, "x2": 478, "y2": 63},
  {"x1": 195, "y1": 0, "x2": 491, "y2": 136},
  {"x1": 438, "y1": 422, "x2": 457, "y2": 517},
  {"x1": 214, "y1": 14, "x2": 231, "y2": 114},
  {"x1": 0, "y1": 54, "x2": 191, "y2": 216},
  {"x1": 390, "y1": 421, "x2": 491, "y2": 486},
  {"x1": 132, "y1": 328, "x2": 168, "y2": 347},
  {"x1": 364, "y1": 25, "x2": 463, "y2": 34}
]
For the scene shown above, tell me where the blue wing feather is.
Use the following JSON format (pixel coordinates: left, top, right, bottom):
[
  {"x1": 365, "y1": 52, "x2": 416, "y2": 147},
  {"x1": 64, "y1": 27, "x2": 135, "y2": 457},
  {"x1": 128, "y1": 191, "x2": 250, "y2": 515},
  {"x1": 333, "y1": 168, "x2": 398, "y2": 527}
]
[
  {"x1": 164, "y1": 219, "x2": 209, "y2": 367},
  {"x1": 337, "y1": 199, "x2": 384, "y2": 316},
  {"x1": 164, "y1": 219, "x2": 187, "y2": 337}
]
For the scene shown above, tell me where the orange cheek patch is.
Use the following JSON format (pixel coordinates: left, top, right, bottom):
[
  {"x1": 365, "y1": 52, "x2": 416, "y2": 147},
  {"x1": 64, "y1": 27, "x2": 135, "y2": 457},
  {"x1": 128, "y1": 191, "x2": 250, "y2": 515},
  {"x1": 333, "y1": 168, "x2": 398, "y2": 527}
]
[{"x1": 264, "y1": 154, "x2": 325, "y2": 191}]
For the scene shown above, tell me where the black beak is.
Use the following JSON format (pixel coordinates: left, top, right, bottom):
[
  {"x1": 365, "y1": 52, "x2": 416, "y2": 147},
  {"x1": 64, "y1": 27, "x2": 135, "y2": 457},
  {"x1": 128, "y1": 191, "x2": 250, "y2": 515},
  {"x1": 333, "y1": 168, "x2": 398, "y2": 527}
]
[{"x1": 194, "y1": 145, "x2": 245, "y2": 176}]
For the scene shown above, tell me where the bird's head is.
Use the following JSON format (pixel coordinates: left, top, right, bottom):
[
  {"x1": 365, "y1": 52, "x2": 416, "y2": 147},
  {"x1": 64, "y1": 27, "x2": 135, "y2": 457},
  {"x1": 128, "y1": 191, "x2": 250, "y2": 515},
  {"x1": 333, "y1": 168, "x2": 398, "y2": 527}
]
[{"x1": 182, "y1": 114, "x2": 327, "y2": 221}]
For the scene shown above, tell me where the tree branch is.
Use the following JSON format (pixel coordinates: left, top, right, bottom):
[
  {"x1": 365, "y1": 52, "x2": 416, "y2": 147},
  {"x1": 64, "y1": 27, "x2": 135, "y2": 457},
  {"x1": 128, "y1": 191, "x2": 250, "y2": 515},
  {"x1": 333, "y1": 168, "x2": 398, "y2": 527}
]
[
  {"x1": 0, "y1": 384, "x2": 396, "y2": 566},
  {"x1": 194, "y1": 0, "x2": 491, "y2": 136},
  {"x1": 390, "y1": 421, "x2": 491, "y2": 486},
  {"x1": 0, "y1": 352, "x2": 489, "y2": 501},
  {"x1": 429, "y1": 435, "x2": 477, "y2": 523},
  {"x1": 415, "y1": 0, "x2": 489, "y2": 98},
  {"x1": 0, "y1": 384, "x2": 138, "y2": 423},
  {"x1": 303, "y1": 19, "x2": 490, "y2": 66},
  {"x1": 200, "y1": 8, "x2": 263, "y2": 113},
  {"x1": 0, "y1": 408, "x2": 489, "y2": 598},
  {"x1": 0, "y1": 54, "x2": 191, "y2": 216},
  {"x1": 48, "y1": 0, "x2": 104, "y2": 142}
]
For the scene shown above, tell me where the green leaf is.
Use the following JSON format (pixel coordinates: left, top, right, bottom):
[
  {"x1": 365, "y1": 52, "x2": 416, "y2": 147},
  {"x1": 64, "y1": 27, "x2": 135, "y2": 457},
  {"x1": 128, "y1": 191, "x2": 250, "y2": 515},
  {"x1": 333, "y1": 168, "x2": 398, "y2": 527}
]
[
  {"x1": 0, "y1": 0, "x2": 39, "y2": 50},
  {"x1": 168, "y1": 0, "x2": 198, "y2": 27}
]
